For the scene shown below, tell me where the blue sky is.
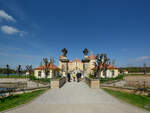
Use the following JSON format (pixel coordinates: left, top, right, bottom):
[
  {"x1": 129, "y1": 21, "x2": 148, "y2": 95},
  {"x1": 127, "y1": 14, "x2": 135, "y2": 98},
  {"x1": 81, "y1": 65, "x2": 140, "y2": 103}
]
[{"x1": 0, "y1": 0, "x2": 150, "y2": 68}]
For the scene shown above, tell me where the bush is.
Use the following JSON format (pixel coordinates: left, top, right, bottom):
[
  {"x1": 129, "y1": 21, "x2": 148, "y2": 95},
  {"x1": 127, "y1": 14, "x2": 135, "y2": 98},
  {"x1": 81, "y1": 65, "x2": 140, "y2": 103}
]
[
  {"x1": 88, "y1": 74, "x2": 98, "y2": 79},
  {"x1": 30, "y1": 75, "x2": 50, "y2": 83},
  {"x1": 100, "y1": 74, "x2": 124, "y2": 83}
]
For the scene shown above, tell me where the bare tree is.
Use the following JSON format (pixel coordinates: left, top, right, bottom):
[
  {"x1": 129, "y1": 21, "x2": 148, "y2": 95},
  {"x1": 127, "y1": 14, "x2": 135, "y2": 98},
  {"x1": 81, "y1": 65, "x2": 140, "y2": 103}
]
[
  {"x1": 17, "y1": 65, "x2": 22, "y2": 77},
  {"x1": 103, "y1": 54, "x2": 110, "y2": 78},
  {"x1": 143, "y1": 63, "x2": 147, "y2": 75},
  {"x1": 6, "y1": 64, "x2": 9, "y2": 77},
  {"x1": 111, "y1": 59, "x2": 116, "y2": 66},
  {"x1": 43, "y1": 58, "x2": 51, "y2": 78},
  {"x1": 94, "y1": 54, "x2": 110, "y2": 79},
  {"x1": 26, "y1": 65, "x2": 33, "y2": 76}
]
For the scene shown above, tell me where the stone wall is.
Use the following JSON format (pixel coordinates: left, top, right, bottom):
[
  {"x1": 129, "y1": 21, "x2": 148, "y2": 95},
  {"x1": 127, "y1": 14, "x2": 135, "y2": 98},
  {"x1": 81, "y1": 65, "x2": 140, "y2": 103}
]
[
  {"x1": 51, "y1": 77, "x2": 66, "y2": 88},
  {"x1": 85, "y1": 77, "x2": 100, "y2": 88}
]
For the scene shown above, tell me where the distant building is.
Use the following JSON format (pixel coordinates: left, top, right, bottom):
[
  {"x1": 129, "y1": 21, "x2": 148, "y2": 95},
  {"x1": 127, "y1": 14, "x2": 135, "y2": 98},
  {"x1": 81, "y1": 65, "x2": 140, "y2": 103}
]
[
  {"x1": 92, "y1": 65, "x2": 119, "y2": 78},
  {"x1": 59, "y1": 54, "x2": 119, "y2": 78},
  {"x1": 34, "y1": 64, "x2": 60, "y2": 78},
  {"x1": 122, "y1": 69, "x2": 128, "y2": 74}
]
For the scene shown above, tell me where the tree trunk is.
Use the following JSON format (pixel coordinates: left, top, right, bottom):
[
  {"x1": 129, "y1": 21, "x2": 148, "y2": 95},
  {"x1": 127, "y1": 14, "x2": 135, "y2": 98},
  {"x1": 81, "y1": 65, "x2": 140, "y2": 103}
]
[{"x1": 97, "y1": 70, "x2": 101, "y2": 79}]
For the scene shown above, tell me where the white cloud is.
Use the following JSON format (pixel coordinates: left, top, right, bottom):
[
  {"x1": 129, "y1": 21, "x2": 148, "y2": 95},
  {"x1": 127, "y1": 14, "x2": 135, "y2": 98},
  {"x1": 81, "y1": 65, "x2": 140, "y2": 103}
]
[
  {"x1": 0, "y1": 10, "x2": 16, "y2": 22},
  {"x1": 136, "y1": 56, "x2": 150, "y2": 62},
  {"x1": 1, "y1": 25, "x2": 19, "y2": 34},
  {"x1": 1, "y1": 25, "x2": 26, "y2": 36}
]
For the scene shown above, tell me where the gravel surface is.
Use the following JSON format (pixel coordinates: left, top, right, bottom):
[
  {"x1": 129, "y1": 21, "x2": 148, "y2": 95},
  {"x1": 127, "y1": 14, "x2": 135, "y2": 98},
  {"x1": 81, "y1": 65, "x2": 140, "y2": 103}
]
[{"x1": 4, "y1": 82, "x2": 149, "y2": 113}]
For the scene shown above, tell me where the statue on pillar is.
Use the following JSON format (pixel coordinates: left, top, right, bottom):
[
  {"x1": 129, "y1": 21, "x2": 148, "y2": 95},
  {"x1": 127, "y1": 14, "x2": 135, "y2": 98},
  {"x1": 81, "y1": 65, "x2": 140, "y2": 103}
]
[
  {"x1": 61, "y1": 48, "x2": 68, "y2": 57},
  {"x1": 83, "y1": 48, "x2": 88, "y2": 56},
  {"x1": 59, "y1": 48, "x2": 69, "y2": 76}
]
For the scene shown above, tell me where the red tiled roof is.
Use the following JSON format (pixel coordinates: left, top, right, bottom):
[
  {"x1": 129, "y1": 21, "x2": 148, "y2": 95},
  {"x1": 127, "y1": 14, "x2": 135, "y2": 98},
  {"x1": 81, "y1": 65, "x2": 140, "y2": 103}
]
[
  {"x1": 69, "y1": 58, "x2": 81, "y2": 63},
  {"x1": 92, "y1": 65, "x2": 118, "y2": 70},
  {"x1": 34, "y1": 64, "x2": 60, "y2": 70},
  {"x1": 89, "y1": 54, "x2": 96, "y2": 60},
  {"x1": 59, "y1": 55, "x2": 65, "y2": 59}
]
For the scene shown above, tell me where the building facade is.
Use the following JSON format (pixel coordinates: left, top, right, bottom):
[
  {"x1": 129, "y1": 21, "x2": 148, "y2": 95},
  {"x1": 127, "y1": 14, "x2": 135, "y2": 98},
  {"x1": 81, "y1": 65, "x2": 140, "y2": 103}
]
[
  {"x1": 59, "y1": 54, "x2": 119, "y2": 78},
  {"x1": 34, "y1": 64, "x2": 60, "y2": 78}
]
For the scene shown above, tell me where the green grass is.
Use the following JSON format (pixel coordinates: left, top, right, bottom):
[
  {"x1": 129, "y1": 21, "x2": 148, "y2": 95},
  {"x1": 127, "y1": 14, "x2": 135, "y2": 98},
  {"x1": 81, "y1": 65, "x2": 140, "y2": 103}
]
[
  {"x1": 100, "y1": 74, "x2": 124, "y2": 83},
  {"x1": 0, "y1": 90, "x2": 46, "y2": 112},
  {"x1": 103, "y1": 88, "x2": 150, "y2": 111}
]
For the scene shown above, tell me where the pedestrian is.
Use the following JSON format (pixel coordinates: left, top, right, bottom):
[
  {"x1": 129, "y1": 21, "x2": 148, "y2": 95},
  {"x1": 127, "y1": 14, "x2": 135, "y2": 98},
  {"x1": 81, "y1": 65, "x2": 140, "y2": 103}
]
[
  {"x1": 67, "y1": 73, "x2": 71, "y2": 82},
  {"x1": 72, "y1": 72, "x2": 76, "y2": 82},
  {"x1": 76, "y1": 73, "x2": 80, "y2": 82}
]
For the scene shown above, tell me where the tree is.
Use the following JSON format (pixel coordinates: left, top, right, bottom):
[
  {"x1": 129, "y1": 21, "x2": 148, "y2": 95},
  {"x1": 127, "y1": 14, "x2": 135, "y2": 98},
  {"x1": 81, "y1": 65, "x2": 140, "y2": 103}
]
[
  {"x1": 26, "y1": 65, "x2": 33, "y2": 76},
  {"x1": 43, "y1": 57, "x2": 55, "y2": 78},
  {"x1": 6, "y1": 64, "x2": 9, "y2": 77},
  {"x1": 143, "y1": 63, "x2": 147, "y2": 75},
  {"x1": 111, "y1": 59, "x2": 116, "y2": 66},
  {"x1": 94, "y1": 54, "x2": 110, "y2": 79},
  {"x1": 17, "y1": 65, "x2": 22, "y2": 77}
]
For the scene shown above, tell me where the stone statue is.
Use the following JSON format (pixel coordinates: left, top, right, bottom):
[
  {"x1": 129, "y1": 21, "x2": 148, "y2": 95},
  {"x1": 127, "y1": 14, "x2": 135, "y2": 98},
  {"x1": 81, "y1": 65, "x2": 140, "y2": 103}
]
[
  {"x1": 83, "y1": 48, "x2": 88, "y2": 56},
  {"x1": 61, "y1": 48, "x2": 68, "y2": 57}
]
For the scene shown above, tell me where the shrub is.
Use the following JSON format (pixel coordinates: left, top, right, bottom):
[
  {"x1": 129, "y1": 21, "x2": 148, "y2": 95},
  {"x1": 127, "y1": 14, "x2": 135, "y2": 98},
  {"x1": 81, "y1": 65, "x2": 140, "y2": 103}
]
[{"x1": 100, "y1": 74, "x2": 124, "y2": 83}]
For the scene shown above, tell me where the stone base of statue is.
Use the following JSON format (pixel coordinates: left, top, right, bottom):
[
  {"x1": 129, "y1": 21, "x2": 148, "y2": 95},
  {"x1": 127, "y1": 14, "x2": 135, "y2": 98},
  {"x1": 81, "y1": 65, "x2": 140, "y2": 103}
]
[
  {"x1": 59, "y1": 56, "x2": 69, "y2": 76},
  {"x1": 82, "y1": 55, "x2": 90, "y2": 77}
]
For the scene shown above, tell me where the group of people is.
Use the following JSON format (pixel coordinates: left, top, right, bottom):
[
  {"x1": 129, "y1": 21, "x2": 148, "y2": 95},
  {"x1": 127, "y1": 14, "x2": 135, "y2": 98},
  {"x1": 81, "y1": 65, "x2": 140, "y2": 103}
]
[{"x1": 67, "y1": 72, "x2": 82, "y2": 82}]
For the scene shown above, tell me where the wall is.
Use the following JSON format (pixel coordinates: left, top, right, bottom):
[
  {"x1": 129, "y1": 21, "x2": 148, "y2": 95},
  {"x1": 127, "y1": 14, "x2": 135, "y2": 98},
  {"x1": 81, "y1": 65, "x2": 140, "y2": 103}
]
[{"x1": 34, "y1": 70, "x2": 53, "y2": 78}]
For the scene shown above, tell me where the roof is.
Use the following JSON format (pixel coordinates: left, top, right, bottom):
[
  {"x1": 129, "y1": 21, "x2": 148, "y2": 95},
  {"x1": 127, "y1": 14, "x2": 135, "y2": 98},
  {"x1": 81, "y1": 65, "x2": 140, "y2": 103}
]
[
  {"x1": 92, "y1": 64, "x2": 118, "y2": 70},
  {"x1": 34, "y1": 64, "x2": 60, "y2": 70},
  {"x1": 89, "y1": 54, "x2": 96, "y2": 60},
  {"x1": 59, "y1": 55, "x2": 65, "y2": 59},
  {"x1": 69, "y1": 58, "x2": 82, "y2": 63}
]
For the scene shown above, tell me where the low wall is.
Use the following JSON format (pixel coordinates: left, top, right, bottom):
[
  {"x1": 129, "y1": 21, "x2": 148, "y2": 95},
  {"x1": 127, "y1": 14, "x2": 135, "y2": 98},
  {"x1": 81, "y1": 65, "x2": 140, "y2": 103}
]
[
  {"x1": 51, "y1": 77, "x2": 66, "y2": 88},
  {"x1": 124, "y1": 76, "x2": 150, "y2": 88},
  {"x1": 85, "y1": 77, "x2": 100, "y2": 88},
  {"x1": 0, "y1": 86, "x2": 49, "y2": 98}
]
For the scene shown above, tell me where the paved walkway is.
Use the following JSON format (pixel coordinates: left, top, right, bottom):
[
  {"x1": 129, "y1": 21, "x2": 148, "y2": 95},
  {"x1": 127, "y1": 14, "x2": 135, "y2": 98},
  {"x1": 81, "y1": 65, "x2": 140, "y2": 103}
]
[{"x1": 4, "y1": 82, "x2": 149, "y2": 113}]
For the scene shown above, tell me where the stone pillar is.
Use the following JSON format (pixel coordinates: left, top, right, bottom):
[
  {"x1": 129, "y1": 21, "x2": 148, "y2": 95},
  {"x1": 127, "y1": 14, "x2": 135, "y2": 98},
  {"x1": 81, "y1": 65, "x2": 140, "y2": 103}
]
[
  {"x1": 82, "y1": 48, "x2": 90, "y2": 77},
  {"x1": 59, "y1": 48, "x2": 69, "y2": 77},
  {"x1": 59, "y1": 57, "x2": 69, "y2": 76}
]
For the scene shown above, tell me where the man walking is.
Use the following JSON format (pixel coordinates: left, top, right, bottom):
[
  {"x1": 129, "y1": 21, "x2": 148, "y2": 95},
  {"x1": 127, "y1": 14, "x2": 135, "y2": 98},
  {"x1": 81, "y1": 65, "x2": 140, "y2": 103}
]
[{"x1": 67, "y1": 73, "x2": 71, "y2": 82}]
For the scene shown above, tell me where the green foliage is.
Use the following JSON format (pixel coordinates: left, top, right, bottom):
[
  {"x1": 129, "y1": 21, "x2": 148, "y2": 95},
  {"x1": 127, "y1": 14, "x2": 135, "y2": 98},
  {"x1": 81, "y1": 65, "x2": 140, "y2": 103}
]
[
  {"x1": 0, "y1": 90, "x2": 46, "y2": 112},
  {"x1": 103, "y1": 88, "x2": 150, "y2": 111},
  {"x1": 88, "y1": 74, "x2": 98, "y2": 79},
  {"x1": 30, "y1": 75, "x2": 50, "y2": 83},
  {"x1": 100, "y1": 74, "x2": 124, "y2": 83}
]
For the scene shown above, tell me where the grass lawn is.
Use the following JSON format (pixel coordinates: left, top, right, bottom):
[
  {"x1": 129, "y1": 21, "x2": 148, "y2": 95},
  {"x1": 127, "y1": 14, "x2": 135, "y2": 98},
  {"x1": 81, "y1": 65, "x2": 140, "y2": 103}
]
[
  {"x1": 103, "y1": 88, "x2": 150, "y2": 111},
  {"x1": 0, "y1": 90, "x2": 46, "y2": 112}
]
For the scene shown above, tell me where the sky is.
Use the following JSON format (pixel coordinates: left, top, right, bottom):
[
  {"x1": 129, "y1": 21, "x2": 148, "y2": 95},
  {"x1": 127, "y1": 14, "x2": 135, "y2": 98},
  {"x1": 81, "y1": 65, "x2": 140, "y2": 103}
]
[{"x1": 0, "y1": 0, "x2": 150, "y2": 68}]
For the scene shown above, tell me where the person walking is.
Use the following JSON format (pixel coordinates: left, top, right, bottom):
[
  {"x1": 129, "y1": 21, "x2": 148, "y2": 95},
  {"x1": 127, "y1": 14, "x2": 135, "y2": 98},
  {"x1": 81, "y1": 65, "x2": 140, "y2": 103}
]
[
  {"x1": 72, "y1": 72, "x2": 76, "y2": 82},
  {"x1": 67, "y1": 73, "x2": 71, "y2": 82},
  {"x1": 76, "y1": 73, "x2": 80, "y2": 82}
]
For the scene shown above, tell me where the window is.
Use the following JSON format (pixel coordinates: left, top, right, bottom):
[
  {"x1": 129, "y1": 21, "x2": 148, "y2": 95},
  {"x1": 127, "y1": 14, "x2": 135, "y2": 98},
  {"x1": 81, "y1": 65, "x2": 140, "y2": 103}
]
[
  {"x1": 38, "y1": 71, "x2": 41, "y2": 77},
  {"x1": 112, "y1": 70, "x2": 114, "y2": 76}
]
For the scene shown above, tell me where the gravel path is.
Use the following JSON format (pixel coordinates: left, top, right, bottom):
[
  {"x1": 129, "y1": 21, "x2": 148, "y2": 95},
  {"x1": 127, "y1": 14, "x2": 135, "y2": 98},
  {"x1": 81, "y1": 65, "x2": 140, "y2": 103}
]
[{"x1": 4, "y1": 82, "x2": 149, "y2": 113}]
